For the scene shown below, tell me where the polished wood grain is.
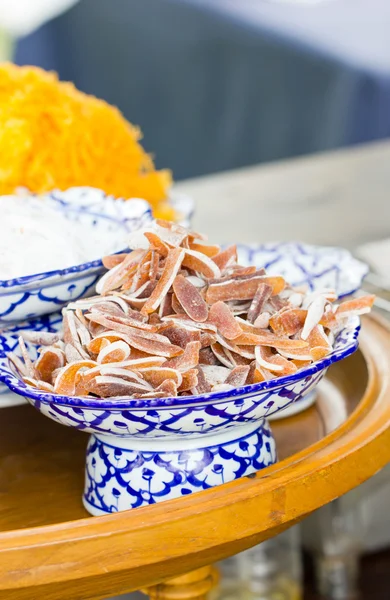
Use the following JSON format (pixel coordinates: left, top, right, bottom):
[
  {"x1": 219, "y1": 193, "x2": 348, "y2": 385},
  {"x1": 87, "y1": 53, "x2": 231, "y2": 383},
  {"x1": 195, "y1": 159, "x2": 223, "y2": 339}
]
[
  {"x1": 0, "y1": 315, "x2": 388, "y2": 600},
  {"x1": 144, "y1": 567, "x2": 219, "y2": 600}
]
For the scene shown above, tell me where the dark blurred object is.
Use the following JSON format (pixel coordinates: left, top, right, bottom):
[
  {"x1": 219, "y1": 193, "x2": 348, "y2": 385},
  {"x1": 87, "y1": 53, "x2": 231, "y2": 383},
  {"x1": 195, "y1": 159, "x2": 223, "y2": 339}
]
[
  {"x1": 304, "y1": 548, "x2": 390, "y2": 600},
  {"x1": 15, "y1": 0, "x2": 390, "y2": 180}
]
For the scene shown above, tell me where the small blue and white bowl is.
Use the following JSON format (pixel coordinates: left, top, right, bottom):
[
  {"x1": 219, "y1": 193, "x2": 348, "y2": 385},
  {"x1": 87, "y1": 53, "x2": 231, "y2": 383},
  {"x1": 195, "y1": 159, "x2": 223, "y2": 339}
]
[
  {"x1": 0, "y1": 310, "x2": 360, "y2": 515},
  {"x1": 0, "y1": 187, "x2": 193, "y2": 326}
]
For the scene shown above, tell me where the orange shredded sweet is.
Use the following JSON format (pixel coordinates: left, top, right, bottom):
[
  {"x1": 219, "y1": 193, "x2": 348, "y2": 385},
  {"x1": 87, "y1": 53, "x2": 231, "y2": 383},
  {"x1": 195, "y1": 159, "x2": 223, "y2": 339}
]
[{"x1": 0, "y1": 63, "x2": 173, "y2": 218}]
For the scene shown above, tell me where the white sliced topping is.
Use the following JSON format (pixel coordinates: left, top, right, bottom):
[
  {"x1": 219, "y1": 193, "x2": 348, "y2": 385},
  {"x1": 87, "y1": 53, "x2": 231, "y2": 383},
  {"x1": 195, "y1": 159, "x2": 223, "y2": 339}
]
[
  {"x1": 255, "y1": 346, "x2": 283, "y2": 372},
  {"x1": 301, "y1": 296, "x2": 327, "y2": 340}
]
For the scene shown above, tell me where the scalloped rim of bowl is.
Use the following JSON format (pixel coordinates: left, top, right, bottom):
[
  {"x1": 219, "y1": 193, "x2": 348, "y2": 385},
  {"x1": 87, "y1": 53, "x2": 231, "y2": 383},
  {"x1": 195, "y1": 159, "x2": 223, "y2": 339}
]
[{"x1": 0, "y1": 315, "x2": 360, "y2": 412}]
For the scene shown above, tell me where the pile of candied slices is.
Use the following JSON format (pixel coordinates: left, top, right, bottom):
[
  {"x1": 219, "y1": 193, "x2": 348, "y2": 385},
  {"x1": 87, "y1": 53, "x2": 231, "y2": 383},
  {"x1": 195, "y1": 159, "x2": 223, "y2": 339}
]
[{"x1": 13, "y1": 221, "x2": 374, "y2": 399}]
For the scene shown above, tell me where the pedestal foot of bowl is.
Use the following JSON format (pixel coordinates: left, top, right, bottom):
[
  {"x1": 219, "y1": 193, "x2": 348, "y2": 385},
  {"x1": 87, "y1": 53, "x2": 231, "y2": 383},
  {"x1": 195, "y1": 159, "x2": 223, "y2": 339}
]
[
  {"x1": 142, "y1": 566, "x2": 219, "y2": 600},
  {"x1": 83, "y1": 420, "x2": 276, "y2": 515}
]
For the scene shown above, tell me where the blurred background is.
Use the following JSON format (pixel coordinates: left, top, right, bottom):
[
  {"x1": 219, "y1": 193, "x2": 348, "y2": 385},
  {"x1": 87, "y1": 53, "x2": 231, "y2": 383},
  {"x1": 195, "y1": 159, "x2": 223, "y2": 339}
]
[{"x1": 7, "y1": 0, "x2": 390, "y2": 181}]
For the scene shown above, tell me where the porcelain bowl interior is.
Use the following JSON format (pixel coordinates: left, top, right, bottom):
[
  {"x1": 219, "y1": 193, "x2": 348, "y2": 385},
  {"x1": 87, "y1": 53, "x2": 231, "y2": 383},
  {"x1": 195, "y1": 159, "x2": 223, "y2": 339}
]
[
  {"x1": 0, "y1": 188, "x2": 194, "y2": 325},
  {"x1": 237, "y1": 242, "x2": 368, "y2": 299},
  {"x1": 0, "y1": 312, "x2": 360, "y2": 438}
]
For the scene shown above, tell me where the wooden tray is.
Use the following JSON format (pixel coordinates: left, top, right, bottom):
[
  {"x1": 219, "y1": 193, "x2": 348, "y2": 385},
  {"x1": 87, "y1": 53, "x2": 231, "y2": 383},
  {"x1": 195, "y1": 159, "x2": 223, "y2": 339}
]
[{"x1": 0, "y1": 315, "x2": 389, "y2": 600}]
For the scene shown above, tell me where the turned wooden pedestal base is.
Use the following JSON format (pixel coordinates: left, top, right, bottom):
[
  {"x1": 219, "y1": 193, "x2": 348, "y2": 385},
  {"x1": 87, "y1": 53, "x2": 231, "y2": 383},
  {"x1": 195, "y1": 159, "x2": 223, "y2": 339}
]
[{"x1": 143, "y1": 566, "x2": 219, "y2": 600}]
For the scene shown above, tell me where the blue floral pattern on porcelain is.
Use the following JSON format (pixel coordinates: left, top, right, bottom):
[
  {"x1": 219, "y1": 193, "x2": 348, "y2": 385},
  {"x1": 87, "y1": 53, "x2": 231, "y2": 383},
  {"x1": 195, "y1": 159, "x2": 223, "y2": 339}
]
[{"x1": 83, "y1": 422, "x2": 275, "y2": 514}]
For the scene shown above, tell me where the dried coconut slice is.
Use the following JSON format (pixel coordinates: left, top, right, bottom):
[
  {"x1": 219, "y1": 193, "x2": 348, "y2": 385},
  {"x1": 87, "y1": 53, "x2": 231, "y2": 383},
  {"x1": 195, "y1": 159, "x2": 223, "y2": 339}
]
[
  {"x1": 85, "y1": 313, "x2": 168, "y2": 343},
  {"x1": 141, "y1": 367, "x2": 183, "y2": 388},
  {"x1": 192, "y1": 367, "x2": 212, "y2": 394},
  {"x1": 208, "y1": 301, "x2": 242, "y2": 340},
  {"x1": 141, "y1": 248, "x2": 185, "y2": 315},
  {"x1": 96, "y1": 249, "x2": 145, "y2": 295},
  {"x1": 223, "y1": 348, "x2": 251, "y2": 367},
  {"x1": 97, "y1": 367, "x2": 149, "y2": 386},
  {"x1": 247, "y1": 283, "x2": 272, "y2": 324},
  {"x1": 88, "y1": 331, "x2": 133, "y2": 355},
  {"x1": 23, "y1": 376, "x2": 55, "y2": 392},
  {"x1": 306, "y1": 325, "x2": 332, "y2": 361},
  {"x1": 102, "y1": 253, "x2": 128, "y2": 269},
  {"x1": 164, "y1": 341, "x2": 201, "y2": 371},
  {"x1": 162, "y1": 325, "x2": 201, "y2": 349},
  {"x1": 85, "y1": 375, "x2": 151, "y2": 398},
  {"x1": 144, "y1": 232, "x2": 169, "y2": 257},
  {"x1": 255, "y1": 346, "x2": 297, "y2": 375},
  {"x1": 35, "y1": 347, "x2": 65, "y2": 383},
  {"x1": 201, "y1": 365, "x2": 230, "y2": 386},
  {"x1": 77, "y1": 325, "x2": 91, "y2": 347},
  {"x1": 278, "y1": 346, "x2": 313, "y2": 361},
  {"x1": 336, "y1": 295, "x2": 375, "y2": 317},
  {"x1": 138, "y1": 391, "x2": 166, "y2": 399},
  {"x1": 199, "y1": 347, "x2": 219, "y2": 365},
  {"x1": 182, "y1": 249, "x2": 221, "y2": 279},
  {"x1": 149, "y1": 251, "x2": 159, "y2": 282},
  {"x1": 225, "y1": 366, "x2": 250, "y2": 387},
  {"x1": 214, "y1": 335, "x2": 256, "y2": 359},
  {"x1": 156, "y1": 219, "x2": 207, "y2": 241},
  {"x1": 227, "y1": 300, "x2": 252, "y2": 316},
  {"x1": 99, "y1": 357, "x2": 166, "y2": 371},
  {"x1": 185, "y1": 275, "x2": 206, "y2": 289},
  {"x1": 254, "y1": 312, "x2": 271, "y2": 329},
  {"x1": 211, "y1": 383, "x2": 235, "y2": 393},
  {"x1": 211, "y1": 342, "x2": 236, "y2": 368},
  {"x1": 153, "y1": 223, "x2": 188, "y2": 247},
  {"x1": 171, "y1": 293, "x2": 186, "y2": 315},
  {"x1": 200, "y1": 332, "x2": 216, "y2": 348},
  {"x1": 8, "y1": 351, "x2": 28, "y2": 376},
  {"x1": 173, "y1": 275, "x2": 208, "y2": 322},
  {"x1": 320, "y1": 305, "x2": 338, "y2": 329},
  {"x1": 302, "y1": 289, "x2": 337, "y2": 310},
  {"x1": 301, "y1": 296, "x2": 327, "y2": 340},
  {"x1": 234, "y1": 330, "x2": 308, "y2": 351},
  {"x1": 188, "y1": 242, "x2": 220, "y2": 257},
  {"x1": 159, "y1": 293, "x2": 174, "y2": 318},
  {"x1": 62, "y1": 310, "x2": 79, "y2": 345},
  {"x1": 65, "y1": 342, "x2": 86, "y2": 363},
  {"x1": 92, "y1": 311, "x2": 159, "y2": 333},
  {"x1": 20, "y1": 331, "x2": 61, "y2": 346},
  {"x1": 162, "y1": 315, "x2": 217, "y2": 333},
  {"x1": 97, "y1": 341, "x2": 131, "y2": 364},
  {"x1": 18, "y1": 336, "x2": 35, "y2": 378},
  {"x1": 206, "y1": 276, "x2": 285, "y2": 304},
  {"x1": 269, "y1": 309, "x2": 307, "y2": 337},
  {"x1": 178, "y1": 369, "x2": 199, "y2": 392},
  {"x1": 154, "y1": 379, "x2": 178, "y2": 397},
  {"x1": 257, "y1": 366, "x2": 276, "y2": 381},
  {"x1": 54, "y1": 360, "x2": 96, "y2": 395},
  {"x1": 246, "y1": 362, "x2": 266, "y2": 384},
  {"x1": 212, "y1": 245, "x2": 237, "y2": 270}
]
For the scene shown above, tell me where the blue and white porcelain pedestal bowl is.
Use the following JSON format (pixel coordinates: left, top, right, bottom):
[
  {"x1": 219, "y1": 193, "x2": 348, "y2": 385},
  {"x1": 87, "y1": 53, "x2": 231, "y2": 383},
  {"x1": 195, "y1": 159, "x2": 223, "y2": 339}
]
[
  {"x1": 0, "y1": 311, "x2": 361, "y2": 516},
  {"x1": 83, "y1": 421, "x2": 275, "y2": 515}
]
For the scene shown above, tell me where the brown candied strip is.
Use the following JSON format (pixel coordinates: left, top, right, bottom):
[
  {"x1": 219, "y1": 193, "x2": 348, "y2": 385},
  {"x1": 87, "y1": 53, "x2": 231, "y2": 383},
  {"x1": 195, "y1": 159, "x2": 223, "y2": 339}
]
[
  {"x1": 172, "y1": 275, "x2": 208, "y2": 322},
  {"x1": 205, "y1": 276, "x2": 285, "y2": 304}
]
